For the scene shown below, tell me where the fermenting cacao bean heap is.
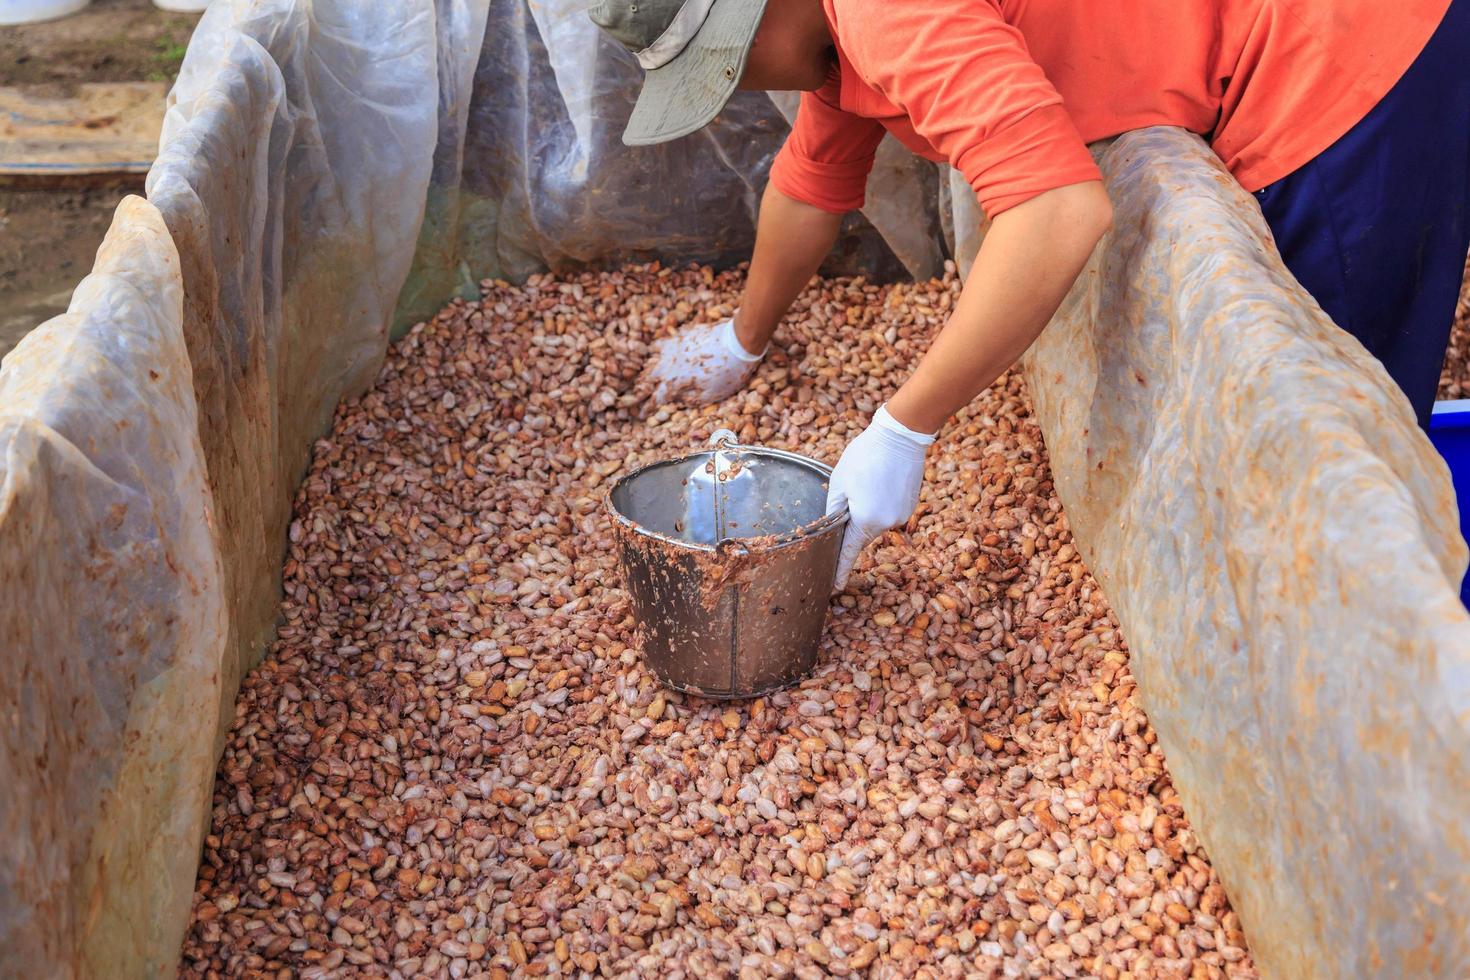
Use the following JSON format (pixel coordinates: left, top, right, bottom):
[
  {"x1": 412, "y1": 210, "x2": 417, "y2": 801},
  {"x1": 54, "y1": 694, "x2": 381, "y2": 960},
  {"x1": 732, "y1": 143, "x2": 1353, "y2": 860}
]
[
  {"x1": 1436, "y1": 254, "x2": 1470, "y2": 399},
  {"x1": 179, "y1": 264, "x2": 1256, "y2": 979}
]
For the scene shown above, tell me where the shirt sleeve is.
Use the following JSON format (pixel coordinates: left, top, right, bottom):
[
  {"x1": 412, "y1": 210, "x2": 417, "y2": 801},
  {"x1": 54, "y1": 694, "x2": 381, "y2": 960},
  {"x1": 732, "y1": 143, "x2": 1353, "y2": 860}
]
[
  {"x1": 833, "y1": 0, "x2": 1102, "y2": 217},
  {"x1": 768, "y1": 83, "x2": 886, "y2": 214}
]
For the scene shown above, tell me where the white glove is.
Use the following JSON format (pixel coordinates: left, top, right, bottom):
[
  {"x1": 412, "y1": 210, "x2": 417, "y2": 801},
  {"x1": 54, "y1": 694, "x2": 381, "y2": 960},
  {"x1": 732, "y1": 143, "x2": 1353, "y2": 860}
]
[
  {"x1": 825, "y1": 404, "x2": 936, "y2": 591},
  {"x1": 643, "y1": 316, "x2": 765, "y2": 405}
]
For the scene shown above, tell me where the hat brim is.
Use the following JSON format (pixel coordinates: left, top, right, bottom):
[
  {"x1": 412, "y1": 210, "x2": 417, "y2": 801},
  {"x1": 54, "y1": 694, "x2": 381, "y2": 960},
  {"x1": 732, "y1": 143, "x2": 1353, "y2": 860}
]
[{"x1": 621, "y1": 0, "x2": 770, "y2": 146}]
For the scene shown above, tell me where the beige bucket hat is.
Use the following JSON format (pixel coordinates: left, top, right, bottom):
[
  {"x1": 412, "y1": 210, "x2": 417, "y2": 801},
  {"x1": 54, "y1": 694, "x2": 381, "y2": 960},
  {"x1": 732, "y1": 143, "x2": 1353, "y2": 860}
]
[{"x1": 589, "y1": 0, "x2": 771, "y2": 145}]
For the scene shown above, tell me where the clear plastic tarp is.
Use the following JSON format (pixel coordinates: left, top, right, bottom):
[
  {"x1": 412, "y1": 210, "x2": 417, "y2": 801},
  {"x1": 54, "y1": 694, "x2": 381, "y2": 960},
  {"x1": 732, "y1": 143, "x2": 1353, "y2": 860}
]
[{"x1": 0, "y1": 3, "x2": 1466, "y2": 976}]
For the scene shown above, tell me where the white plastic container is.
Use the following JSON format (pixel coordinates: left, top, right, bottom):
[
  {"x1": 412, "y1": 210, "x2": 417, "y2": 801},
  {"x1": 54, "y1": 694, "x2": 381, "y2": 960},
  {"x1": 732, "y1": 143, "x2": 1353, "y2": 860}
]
[{"x1": 0, "y1": 0, "x2": 91, "y2": 26}]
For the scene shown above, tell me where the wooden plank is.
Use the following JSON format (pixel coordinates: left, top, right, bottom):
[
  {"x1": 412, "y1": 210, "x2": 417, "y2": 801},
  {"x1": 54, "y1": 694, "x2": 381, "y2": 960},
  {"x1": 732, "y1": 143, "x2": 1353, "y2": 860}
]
[{"x1": 0, "y1": 82, "x2": 165, "y2": 178}]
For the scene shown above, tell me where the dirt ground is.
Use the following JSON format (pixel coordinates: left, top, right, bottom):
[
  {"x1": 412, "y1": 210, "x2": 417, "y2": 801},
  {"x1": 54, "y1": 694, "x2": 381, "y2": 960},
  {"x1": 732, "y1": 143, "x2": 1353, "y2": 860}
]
[{"x1": 0, "y1": 0, "x2": 198, "y2": 360}]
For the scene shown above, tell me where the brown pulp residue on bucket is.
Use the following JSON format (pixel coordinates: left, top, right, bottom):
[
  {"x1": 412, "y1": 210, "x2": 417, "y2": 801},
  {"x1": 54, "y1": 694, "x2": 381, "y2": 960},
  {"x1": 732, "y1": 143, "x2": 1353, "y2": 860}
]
[
  {"x1": 693, "y1": 526, "x2": 828, "y2": 611},
  {"x1": 611, "y1": 514, "x2": 831, "y2": 613}
]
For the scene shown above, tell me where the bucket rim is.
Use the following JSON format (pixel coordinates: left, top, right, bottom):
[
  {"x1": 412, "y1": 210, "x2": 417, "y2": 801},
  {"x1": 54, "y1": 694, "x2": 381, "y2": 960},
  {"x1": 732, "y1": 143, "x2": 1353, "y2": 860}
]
[{"x1": 604, "y1": 442, "x2": 849, "y2": 553}]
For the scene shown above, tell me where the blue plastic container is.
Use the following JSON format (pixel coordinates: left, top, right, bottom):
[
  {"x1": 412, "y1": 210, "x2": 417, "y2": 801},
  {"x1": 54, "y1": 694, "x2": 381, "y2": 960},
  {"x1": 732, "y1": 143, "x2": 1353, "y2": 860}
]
[{"x1": 1430, "y1": 399, "x2": 1470, "y2": 606}]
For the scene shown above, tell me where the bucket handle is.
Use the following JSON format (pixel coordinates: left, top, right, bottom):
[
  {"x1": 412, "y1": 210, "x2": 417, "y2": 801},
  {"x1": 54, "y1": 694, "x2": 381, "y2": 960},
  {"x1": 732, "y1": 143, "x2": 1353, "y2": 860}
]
[
  {"x1": 708, "y1": 428, "x2": 740, "y2": 450},
  {"x1": 714, "y1": 537, "x2": 750, "y2": 558},
  {"x1": 706, "y1": 429, "x2": 744, "y2": 542}
]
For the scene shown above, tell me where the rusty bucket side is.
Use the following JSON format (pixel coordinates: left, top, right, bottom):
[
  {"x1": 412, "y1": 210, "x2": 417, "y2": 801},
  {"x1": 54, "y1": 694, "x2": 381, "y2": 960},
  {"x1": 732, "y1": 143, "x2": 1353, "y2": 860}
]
[{"x1": 606, "y1": 435, "x2": 846, "y2": 698}]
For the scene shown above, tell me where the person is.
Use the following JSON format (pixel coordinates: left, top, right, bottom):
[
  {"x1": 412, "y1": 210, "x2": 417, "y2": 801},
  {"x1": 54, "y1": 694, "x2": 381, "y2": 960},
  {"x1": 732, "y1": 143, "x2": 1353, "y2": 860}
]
[{"x1": 588, "y1": 0, "x2": 1470, "y2": 589}]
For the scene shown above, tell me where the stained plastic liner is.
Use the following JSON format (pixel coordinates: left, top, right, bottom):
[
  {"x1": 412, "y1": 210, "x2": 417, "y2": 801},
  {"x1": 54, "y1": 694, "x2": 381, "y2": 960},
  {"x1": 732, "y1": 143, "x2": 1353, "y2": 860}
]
[
  {"x1": 0, "y1": 3, "x2": 1466, "y2": 977},
  {"x1": 1021, "y1": 130, "x2": 1470, "y2": 978}
]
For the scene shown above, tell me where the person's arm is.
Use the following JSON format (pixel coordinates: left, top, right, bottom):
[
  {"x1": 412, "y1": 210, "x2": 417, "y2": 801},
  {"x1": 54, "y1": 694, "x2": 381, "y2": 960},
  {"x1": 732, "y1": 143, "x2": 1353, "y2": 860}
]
[
  {"x1": 640, "y1": 85, "x2": 884, "y2": 405},
  {"x1": 821, "y1": 0, "x2": 1111, "y2": 588},
  {"x1": 733, "y1": 183, "x2": 845, "y2": 353},
  {"x1": 735, "y1": 84, "x2": 886, "y2": 350},
  {"x1": 885, "y1": 180, "x2": 1112, "y2": 432},
  {"x1": 825, "y1": 180, "x2": 1109, "y2": 589},
  {"x1": 638, "y1": 182, "x2": 846, "y2": 404}
]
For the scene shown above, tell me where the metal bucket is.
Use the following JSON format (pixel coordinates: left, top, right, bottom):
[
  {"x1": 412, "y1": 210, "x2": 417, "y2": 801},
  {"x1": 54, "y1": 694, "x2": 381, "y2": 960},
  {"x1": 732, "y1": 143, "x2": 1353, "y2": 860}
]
[{"x1": 606, "y1": 431, "x2": 848, "y2": 698}]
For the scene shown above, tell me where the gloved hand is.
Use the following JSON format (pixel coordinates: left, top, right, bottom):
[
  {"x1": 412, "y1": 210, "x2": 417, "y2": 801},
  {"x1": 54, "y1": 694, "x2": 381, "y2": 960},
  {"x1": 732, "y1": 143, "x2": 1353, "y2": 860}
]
[
  {"x1": 825, "y1": 404, "x2": 936, "y2": 591},
  {"x1": 642, "y1": 316, "x2": 765, "y2": 406}
]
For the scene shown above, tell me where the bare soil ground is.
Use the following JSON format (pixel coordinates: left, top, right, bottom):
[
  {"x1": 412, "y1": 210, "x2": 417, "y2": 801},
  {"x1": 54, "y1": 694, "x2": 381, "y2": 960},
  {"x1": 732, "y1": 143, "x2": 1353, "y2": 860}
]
[
  {"x1": 0, "y1": 0, "x2": 195, "y2": 88},
  {"x1": 0, "y1": 0, "x2": 197, "y2": 361}
]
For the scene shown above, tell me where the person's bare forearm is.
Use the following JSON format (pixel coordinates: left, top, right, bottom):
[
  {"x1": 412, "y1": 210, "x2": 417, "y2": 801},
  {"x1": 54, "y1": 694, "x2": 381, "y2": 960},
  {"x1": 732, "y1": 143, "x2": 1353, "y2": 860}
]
[
  {"x1": 886, "y1": 181, "x2": 1113, "y2": 434},
  {"x1": 735, "y1": 184, "x2": 845, "y2": 353}
]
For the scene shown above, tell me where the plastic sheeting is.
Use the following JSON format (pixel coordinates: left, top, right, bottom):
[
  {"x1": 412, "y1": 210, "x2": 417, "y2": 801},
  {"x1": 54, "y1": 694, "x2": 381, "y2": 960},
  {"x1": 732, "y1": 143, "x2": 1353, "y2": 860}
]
[
  {"x1": 0, "y1": 198, "x2": 223, "y2": 978},
  {"x1": 145, "y1": 0, "x2": 460, "y2": 741},
  {"x1": 1020, "y1": 128, "x2": 1470, "y2": 978},
  {"x1": 0, "y1": 3, "x2": 1467, "y2": 977},
  {"x1": 392, "y1": 0, "x2": 947, "y2": 330},
  {"x1": 0, "y1": 2, "x2": 478, "y2": 974}
]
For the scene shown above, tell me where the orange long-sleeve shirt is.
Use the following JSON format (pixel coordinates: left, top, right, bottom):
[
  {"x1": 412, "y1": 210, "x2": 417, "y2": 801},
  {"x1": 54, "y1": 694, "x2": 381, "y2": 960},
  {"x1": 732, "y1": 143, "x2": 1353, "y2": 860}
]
[{"x1": 769, "y1": 0, "x2": 1454, "y2": 217}]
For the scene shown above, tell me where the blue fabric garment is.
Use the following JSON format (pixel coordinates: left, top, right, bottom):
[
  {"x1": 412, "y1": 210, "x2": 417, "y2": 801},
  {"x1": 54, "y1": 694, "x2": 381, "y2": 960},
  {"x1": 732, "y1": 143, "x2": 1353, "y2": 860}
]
[{"x1": 1254, "y1": 0, "x2": 1470, "y2": 431}]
